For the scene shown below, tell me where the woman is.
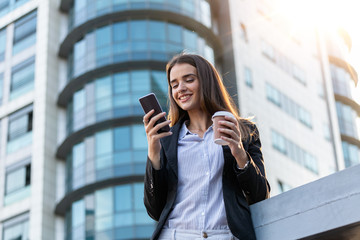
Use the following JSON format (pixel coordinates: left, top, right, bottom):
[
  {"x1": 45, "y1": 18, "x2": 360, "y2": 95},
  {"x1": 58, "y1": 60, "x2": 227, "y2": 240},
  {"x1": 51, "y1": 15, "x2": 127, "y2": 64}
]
[{"x1": 143, "y1": 53, "x2": 270, "y2": 240}]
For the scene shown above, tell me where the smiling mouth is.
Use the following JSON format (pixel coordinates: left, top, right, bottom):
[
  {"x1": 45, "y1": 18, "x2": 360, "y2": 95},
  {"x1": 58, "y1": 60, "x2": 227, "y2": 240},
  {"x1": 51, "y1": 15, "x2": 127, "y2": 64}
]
[{"x1": 179, "y1": 94, "x2": 191, "y2": 101}]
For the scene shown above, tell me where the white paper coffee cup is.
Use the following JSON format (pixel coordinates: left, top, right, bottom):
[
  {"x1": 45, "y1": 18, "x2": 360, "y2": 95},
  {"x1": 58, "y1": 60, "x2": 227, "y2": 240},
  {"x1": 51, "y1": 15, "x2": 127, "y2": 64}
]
[{"x1": 212, "y1": 111, "x2": 236, "y2": 145}]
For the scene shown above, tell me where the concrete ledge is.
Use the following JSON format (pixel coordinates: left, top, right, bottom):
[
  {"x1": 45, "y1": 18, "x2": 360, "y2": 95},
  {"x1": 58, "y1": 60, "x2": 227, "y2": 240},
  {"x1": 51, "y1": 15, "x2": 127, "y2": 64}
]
[{"x1": 250, "y1": 164, "x2": 360, "y2": 240}]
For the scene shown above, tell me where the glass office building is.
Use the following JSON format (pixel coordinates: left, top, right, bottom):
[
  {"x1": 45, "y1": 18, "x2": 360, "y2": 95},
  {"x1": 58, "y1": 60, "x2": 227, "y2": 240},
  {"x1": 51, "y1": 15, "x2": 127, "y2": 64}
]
[
  {"x1": 56, "y1": 0, "x2": 218, "y2": 239},
  {"x1": 0, "y1": 0, "x2": 358, "y2": 239}
]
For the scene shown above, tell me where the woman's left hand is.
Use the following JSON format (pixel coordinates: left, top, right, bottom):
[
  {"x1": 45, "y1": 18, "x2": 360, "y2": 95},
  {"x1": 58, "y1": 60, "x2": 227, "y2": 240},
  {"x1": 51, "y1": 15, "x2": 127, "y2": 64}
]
[{"x1": 218, "y1": 116, "x2": 249, "y2": 168}]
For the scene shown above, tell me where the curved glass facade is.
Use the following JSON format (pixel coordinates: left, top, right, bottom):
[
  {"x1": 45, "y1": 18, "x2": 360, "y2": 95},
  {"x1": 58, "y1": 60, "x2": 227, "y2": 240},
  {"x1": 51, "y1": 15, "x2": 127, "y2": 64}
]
[
  {"x1": 68, "y1": 20, "x2": 214, "y2": 80},
  {"x1": 69, "y1": 0, "x2": 211, "y2": 30},
  {"x1": 66, "y1": 125, "x2": 147, "y2": 193},
  {"x1": 60, "y1": 2, "x2": 217, "y2": 238},
  {"x1": 331, "y1": 64, "x2": 355, "y2": 99},
  {"x1": 66, "y1": 69, "x2": 167, "y2": 135},
  {"x1": 336, "y1": 101, "x2": 359, "y2": 139},
  {"x1": 65, "y1": 183, "x2": 155, "y2": 240}
]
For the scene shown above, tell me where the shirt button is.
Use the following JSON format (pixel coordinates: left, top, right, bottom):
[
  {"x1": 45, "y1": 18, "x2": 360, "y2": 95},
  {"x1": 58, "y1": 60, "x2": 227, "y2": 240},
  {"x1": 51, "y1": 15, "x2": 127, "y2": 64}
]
[
  {"x1": 203, "y1": 232, "x2": 208, "y2": 238},
  {"x1": 201, "y1": 212, "x2": 205, "y2": 216},
  {"x1": 206, "y1": 171, "x2": 209, "y2": 176}
]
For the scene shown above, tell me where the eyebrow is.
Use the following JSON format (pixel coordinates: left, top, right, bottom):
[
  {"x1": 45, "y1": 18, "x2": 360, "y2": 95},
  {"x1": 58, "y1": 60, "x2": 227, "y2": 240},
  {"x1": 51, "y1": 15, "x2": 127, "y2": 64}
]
[{"x1": 170, "y1": 73, "x2": 197, "y2": 84}]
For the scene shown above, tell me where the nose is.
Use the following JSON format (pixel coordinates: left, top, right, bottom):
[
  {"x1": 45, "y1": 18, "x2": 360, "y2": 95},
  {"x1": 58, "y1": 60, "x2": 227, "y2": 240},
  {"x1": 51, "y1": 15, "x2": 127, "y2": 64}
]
[{"x1": 178, "y1": 81, "x2": 187, "y2": 92}]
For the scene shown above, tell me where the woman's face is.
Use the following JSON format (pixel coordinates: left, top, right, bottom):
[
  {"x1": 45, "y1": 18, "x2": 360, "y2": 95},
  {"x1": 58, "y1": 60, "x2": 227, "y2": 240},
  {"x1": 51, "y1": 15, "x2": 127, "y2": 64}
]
[{"x1": 169, "y1": 63, "x2": 201, "y2": 113}]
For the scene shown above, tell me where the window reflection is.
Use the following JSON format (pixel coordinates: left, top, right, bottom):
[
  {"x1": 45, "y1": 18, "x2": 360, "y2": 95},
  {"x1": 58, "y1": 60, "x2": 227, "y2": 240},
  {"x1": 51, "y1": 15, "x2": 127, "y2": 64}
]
[
  {"x1": 10, "y1": 56, "x2": 35, "y2": 100},
  {"x1": 69, "y1": 20, "x2": 214, "y2": 80},
  {"x1": 67, "y1": 69, "x2": 167, "y2": 135},
  {"x1": 272, "y1": 129, "x2": 318, "y2": 174},
  {"x1": 13, "y1": 10, "x2": 37, "y2": 55},
  {"x1": 342, "y1": 141, "x2": 360, "y2": 168},
  {"x1": 69, "y1": 0, "x2": 211, "y2": 30},
  {"x1": 336, "y1": 102, "x2": 358, "y2": 138},
  {"x1": 7, "y1": 105, "x2": 33, "y2": 154},
  {"x1": 66, "y1": 183, "x2": 155, "y2": 240},
  {"x1": 2, "y1": 214, "x2": 29, "y2": 240},
  {"x1": 66, "y1": 125, "x2": 147, "y2": 193},
  {"x1": 0, "y1": 28, "x2": 5, "y2": 61},
  {"x1": 330, "y1": 64, "x2": 354, "y2": 99}
]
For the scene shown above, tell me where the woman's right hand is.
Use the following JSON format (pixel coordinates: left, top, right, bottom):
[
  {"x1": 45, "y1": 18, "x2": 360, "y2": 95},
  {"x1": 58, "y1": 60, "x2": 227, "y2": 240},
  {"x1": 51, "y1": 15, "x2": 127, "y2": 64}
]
[{"x1": 143, "y1": 109, "x2": 172, "y2": 170}]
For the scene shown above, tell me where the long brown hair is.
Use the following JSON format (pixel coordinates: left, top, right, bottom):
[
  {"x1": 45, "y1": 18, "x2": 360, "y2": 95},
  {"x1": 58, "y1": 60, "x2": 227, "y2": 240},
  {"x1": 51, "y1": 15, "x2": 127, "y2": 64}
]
[{"x1": 166, "y1": 53, "x2": 254, "y2": 140}]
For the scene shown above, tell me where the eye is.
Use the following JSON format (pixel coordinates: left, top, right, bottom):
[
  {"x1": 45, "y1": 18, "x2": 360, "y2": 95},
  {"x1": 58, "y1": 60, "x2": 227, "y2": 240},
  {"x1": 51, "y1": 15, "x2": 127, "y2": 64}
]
[
  {"x1": 171, "y1": 84, "x2": 178, "y2": 89},
  {"x1": 186, "y1": 78, "x2": 194, "y2": 82}
]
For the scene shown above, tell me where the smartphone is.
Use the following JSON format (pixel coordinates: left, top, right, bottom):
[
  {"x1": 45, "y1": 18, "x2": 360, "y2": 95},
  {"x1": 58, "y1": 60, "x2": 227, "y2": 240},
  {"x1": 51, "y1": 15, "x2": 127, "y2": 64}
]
[{"x1": 139, "y1": 93, "x2": 170, "y2": 133}]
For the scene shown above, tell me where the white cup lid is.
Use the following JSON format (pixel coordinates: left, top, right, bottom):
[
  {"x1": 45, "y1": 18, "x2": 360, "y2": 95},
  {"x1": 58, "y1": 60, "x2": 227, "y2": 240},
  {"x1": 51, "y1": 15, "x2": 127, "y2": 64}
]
[
  {"x1": 214, "y1": 138, "x2": 229, "y2": 145},
  {"x1": 212, "y1": 111, "x2": 235, "y2": 120}
]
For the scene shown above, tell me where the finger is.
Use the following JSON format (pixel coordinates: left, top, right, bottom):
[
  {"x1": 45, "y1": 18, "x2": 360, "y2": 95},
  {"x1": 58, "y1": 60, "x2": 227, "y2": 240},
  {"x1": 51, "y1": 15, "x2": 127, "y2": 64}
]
[
  {"x1": 224, "y1": 116, "x2": 238, "y2": 126},
  {"x1": 143, "y1": 109, "x2": 155, "y2": 124},
  {"x1": 220, "y1": 136, "x2": 238, "y2": 146},
  {"x1": 148, "y1": 129, "x2": 173, "y2": 143},
  {"x1": 147, "y1": 120, "x2": 171, "y2": 135},
  {"x1": 156, "y1": 131, "x2": 173, "y2": 139},
  {"x1": 219, "y1": 120, "x2": 240, "y2": 135},
  {"x1": 219, "y1": 128, "x2": 239, "y2": 141},
  {"x1": 148, "y1": 112, "x2": 167, "y2": 127}
]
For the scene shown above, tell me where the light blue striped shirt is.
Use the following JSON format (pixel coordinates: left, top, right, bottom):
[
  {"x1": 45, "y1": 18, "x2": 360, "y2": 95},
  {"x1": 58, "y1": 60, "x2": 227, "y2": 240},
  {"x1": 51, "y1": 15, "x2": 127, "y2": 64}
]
[{"x1": 165, "y1": 121, "x2": 229, "y2": 230}]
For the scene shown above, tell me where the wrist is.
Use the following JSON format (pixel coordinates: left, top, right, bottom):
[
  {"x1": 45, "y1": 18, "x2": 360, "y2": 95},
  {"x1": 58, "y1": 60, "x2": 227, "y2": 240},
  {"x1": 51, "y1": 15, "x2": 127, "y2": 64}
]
[
  {"x1": 148, "y1": 153, "x2": 161, "y2": 170},
  {"x1": 237, "y1": 160, "x2": 249, "y2": 170}
]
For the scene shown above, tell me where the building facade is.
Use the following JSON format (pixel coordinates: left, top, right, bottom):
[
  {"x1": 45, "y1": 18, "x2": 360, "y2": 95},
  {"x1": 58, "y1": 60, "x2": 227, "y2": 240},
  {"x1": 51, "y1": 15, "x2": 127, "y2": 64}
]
[{"x1": 0, "y1": 0, "x2": 358, "y2": 239}]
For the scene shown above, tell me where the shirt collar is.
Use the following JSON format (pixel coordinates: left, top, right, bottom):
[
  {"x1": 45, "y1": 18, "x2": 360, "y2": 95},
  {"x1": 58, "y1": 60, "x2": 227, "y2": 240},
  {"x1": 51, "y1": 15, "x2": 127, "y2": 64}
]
[
  {"x1": 179, "y1": 120, "x2": 191, "y2": 140},
  {"x1": 179, "y1": 120, "x2": 214, "y2": 140}
]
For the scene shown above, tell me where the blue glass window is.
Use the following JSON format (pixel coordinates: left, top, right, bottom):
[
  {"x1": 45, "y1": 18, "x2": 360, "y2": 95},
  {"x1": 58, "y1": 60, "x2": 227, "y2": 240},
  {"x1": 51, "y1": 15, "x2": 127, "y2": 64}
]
[
  {"x1": 95, "y1": 75, "x2": 113, "y2": 114},
  {"x1": 336, "y1": 102, "x2": 358, "y2": 138},
  {"x1": 13, "y1": 11, "x2": 37, "y2": 55},
  {"x1": 96, "y1": 25, "x2": 112, "y2": 65},
  {"x1": 114, "y1": 72, "x2": 130, "y2": 94},
  {"x1": 7, "y1": 105, "x2": 33, "y2": 154},
  {"x1": 0, "y1": 0, "x2": 29, "y2": 18},
  {"x1": 2, "y1": 214, "x2": 29, "y2": 240},
  {"x1": 0, "y1": 27, "x2": 5, "y2": 61},
  {"x1": 95, "y1": 188, "x2": 114, "y2": 231},
  {"x1": 73, "y1": 142, "x2": 85, "y2": 168},
  {"x1": 10, "y1": 56, "x2": 35, "y2": 100},
  {"x1": 130, "y1": 20, "x2": 147, "y2": 40},
  {"x1": 113, "y1": 72, "x2": 131, "y2": 109},
  {"x1": 114, "y1": 126, "x2": 131, "y2": 151},
  {"x1": 115, "y1": 185, "x2": 131, "y2": 212},
  {"x1": 342, "y1": 141, "x2": 360, "y2": 168},
  {"x1": 0, "y1": 0, "x2": 9, "y2": 12},
  {"x1": 66, "y1": 184, "x2": 154, "y2": 240},
  {"x1": 4, "y1": 160, "x2": 31, "y2": 205},
  {"x1": 271, "y1": 129, "x2": 318, "y2": 174},
  {"x1": 69, "y1": 20, "x2": 214, "y2": 80},
  {"x1": 72, "y1": 199, "x2": 85, "y2": 240},
  {"x1": 168, "y1": 23, "x2": 182, "y2": 44},
  {"x1": 95, "y1": 129, "x2": 113, "y2": 170},
  {"x1": 73, "y1": 89, "x2": 86, "y2": 131},
  {"x1": 184, "y1": 29, "x2": 197, "y2": 50},
  {"x1": 131, "y1": 70, "x2": 150, "y2": 92},
  {"x1": 113, "y1": 22, "x2": 128, "y2": 42},
  {"x1": 69, "y1": 0, "x2": 211, "y2": 31},
  {"x1": 0, "y1": 72, "x2": 3, "y2": 104},
  {"x1": 132, "y1": 125, "x2": 147, "y2": 150},
  {"x1": 244, "y1": 66, "x2": 253, "y2": 87},
  {"x1": 149, "y1": 21, "x2": 165, "y2": 40}
]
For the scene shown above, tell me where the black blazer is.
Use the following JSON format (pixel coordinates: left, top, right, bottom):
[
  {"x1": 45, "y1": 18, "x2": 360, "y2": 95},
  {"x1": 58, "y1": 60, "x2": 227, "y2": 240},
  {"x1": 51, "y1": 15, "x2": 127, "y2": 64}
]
[{"x1": 144, "y1": 116, "x2": 270, "y2": 240}]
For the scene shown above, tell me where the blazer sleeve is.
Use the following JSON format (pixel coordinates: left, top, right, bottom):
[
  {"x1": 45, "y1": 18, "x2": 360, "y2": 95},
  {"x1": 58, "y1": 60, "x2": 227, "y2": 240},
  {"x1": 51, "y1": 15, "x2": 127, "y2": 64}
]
[
  {"x1": 143, "y1": 148, "x2": 168, "y2": 221},
  {"x1": 234, "y1": 124, "x2": 270, "y2": 204}
]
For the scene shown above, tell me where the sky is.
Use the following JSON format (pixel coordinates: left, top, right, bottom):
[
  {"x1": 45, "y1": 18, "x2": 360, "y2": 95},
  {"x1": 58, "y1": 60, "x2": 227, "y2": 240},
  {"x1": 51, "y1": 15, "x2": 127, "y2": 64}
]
[{"x1": 273, "y1": 0, "x2": 360, "y2": 73}]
